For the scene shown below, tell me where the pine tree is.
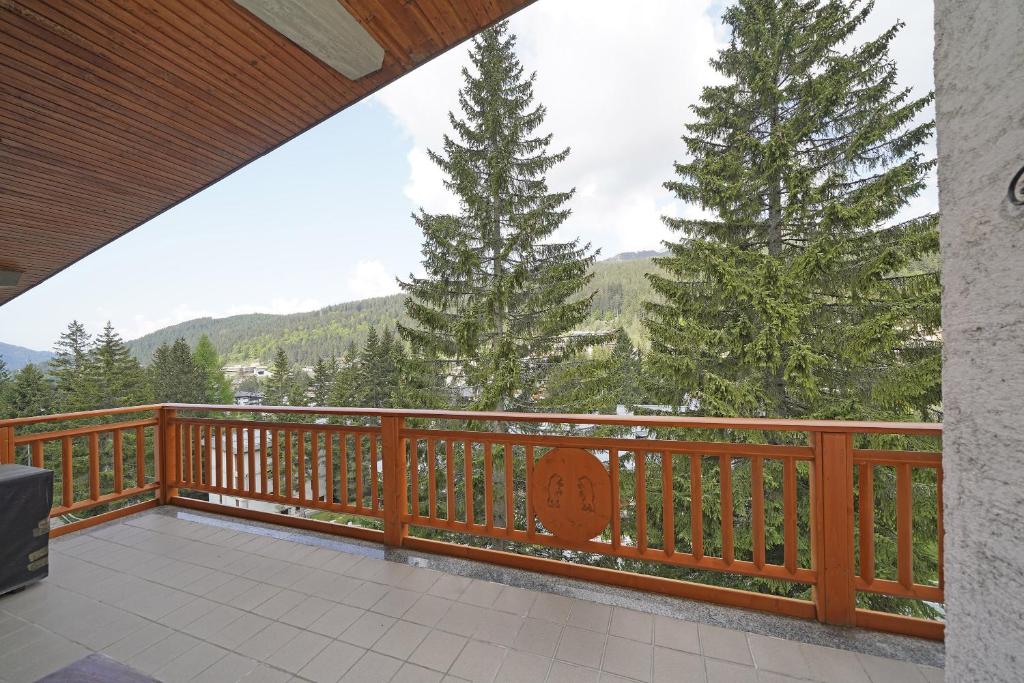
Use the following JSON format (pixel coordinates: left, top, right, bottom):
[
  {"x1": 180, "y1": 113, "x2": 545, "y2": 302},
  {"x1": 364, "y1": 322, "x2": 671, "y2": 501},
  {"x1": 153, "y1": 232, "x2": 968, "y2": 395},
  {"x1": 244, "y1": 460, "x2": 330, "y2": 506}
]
[
  {"x1": 640, "y1": 0, "x2": 941, "y2": 618},
  {"x1": 330, "y1": 342, "x2": 361, "y2": 407},
  {"x1": 644, "y1": 0, "x2": 940, "y2": 423},
  {"x1": 150, "y1": 339, "x2": 205, "y2": 403},
  {"x1": 50, "y1": 320, "x2": 96, "y2": 411},
  {"x1": 7, "y1": 364, "x2": 54, "y2": 418},
  {"x1": 0, "y1": 357, "x2": 11, "y2": 417},
  {"x1": 193, "y1": 335, "x2": 233, "y2": 404},
  {"x1": 398, "y1": 21, "x2": 597, "y2": 414},
  {"x1": 543, "y1": 328, "x2": 644, "y2": 415},
  {"x1": 263, "y1": 347, "x2": 297, "y2": 407},
  {"x1": 90, "y1": 322, "x2": 150, "y2": 409},
  {"x1": 309, "y1": 356, "x2": 337, "y2": 407}
]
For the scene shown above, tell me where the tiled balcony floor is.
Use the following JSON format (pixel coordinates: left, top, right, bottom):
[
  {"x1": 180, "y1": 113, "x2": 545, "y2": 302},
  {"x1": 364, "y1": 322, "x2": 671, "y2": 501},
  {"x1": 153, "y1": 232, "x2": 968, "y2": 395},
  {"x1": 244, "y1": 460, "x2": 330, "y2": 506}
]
[{"x1": 0, "y1": 508, "x2": 943, "y2": 683}]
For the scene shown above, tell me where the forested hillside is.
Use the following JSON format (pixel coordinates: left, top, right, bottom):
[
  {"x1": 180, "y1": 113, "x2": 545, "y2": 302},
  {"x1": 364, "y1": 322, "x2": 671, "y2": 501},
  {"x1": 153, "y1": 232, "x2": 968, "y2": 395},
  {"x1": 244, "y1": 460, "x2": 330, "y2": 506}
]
[{"x1": 127, "y1": 254, "x2": 661, "y2": 365}]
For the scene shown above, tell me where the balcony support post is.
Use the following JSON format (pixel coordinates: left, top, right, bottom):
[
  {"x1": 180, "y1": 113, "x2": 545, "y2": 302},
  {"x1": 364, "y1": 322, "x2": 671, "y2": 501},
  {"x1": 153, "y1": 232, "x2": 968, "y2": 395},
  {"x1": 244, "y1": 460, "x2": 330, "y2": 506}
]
[
  {"x1": 0, "y1": 425, "x2": 13, "y2": 464},
  {"x1": 158, "y1": 407, "x2": 178, "y2": 504},
  {"x1": 381, "y1": 415, "x2": 407, "y2": 547},
  {"x1": 812, "y1": 430, "x2": 857, "y2": 625}
]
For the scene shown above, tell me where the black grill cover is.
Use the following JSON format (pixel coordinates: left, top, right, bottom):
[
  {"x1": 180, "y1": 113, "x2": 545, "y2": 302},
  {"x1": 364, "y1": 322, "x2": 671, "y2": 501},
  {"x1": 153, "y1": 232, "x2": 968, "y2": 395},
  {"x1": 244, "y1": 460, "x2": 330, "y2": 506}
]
[{"x1": 0, "y1": 464, "x2": 53, "y2": 595}]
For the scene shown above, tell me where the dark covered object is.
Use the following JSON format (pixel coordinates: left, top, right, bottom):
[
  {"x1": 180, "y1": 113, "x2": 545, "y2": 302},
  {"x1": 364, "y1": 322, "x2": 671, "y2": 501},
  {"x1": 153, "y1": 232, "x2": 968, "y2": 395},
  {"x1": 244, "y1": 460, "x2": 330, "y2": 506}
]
[
  {"x1": 0, "y1": 464, "x2": 53, "y2": 596},
  {"x1": 36, "y1": 653, "x2": 160, "y2": 683}
]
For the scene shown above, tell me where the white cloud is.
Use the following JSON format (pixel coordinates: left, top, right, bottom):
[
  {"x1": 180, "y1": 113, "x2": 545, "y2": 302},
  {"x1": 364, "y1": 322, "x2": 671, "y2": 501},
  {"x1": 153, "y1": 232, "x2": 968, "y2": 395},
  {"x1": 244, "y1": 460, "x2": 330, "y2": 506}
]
[
  {"x1": 345, "y1": 260, "x2": 402, "y2": 300},
  {"x1": 376, "y1": 0, "x2": 937, "y2": 256},
  {"x1": 376, "y1": 0, "x2": 724, "y2": 256}
]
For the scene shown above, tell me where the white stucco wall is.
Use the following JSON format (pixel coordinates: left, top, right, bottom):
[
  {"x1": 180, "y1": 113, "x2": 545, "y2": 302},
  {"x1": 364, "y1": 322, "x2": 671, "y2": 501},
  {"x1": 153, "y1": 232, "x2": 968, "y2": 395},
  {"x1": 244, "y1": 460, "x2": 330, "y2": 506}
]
[{"x1": 935, "y1": 2, "x2": 1024, "y2": 680}]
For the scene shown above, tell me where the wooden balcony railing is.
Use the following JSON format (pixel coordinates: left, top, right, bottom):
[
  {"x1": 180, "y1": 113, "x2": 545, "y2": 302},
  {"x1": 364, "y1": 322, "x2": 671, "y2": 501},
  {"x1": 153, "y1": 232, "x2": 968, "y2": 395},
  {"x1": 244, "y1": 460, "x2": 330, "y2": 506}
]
[{"x1": 0, "y1": 404, "x2": 943, "y2": 640}]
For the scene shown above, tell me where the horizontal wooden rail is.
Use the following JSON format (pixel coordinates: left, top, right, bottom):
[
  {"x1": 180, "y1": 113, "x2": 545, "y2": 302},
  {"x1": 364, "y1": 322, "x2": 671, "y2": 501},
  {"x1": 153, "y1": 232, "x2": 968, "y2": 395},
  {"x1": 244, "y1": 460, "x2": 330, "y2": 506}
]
[
  {"x1": 162, "y1": 403, "x2": 943, "y2": 435},
  {"x1": 3, "y1": 403, "x2": 944, "y2": 641},
  {"x1": 13, "y1": 418, "x2": 158, "y2": 444}
]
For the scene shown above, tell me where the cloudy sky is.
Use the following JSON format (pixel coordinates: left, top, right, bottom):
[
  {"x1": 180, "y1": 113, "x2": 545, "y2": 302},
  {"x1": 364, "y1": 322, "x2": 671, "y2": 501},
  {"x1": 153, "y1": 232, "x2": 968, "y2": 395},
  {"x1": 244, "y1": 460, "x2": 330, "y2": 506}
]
[{"x1": 0, "y1": 0, "x2": 936, "y2": 351}]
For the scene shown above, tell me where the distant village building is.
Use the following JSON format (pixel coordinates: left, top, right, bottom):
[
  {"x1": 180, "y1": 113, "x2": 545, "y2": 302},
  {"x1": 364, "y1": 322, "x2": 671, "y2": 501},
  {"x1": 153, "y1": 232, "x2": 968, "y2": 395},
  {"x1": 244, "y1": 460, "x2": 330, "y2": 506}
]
[{"x1": 234, "y1": 390, "x2": 263, "y2": 406}]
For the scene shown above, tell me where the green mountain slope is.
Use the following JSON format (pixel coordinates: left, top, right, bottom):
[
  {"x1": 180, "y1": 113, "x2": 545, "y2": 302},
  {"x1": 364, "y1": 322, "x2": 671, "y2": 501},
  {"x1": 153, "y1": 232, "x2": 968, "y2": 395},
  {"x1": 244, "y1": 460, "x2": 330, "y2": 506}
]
[{"x1": 127, "y1": 254, "x2": 661, "y2": 365}]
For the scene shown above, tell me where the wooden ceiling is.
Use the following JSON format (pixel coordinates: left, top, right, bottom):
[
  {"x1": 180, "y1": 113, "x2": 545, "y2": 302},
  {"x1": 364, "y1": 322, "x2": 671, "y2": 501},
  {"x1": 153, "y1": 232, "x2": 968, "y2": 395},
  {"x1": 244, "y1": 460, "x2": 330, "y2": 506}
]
[{"x1": 0, "y1": 0, "x2": 535, "y2": 305}]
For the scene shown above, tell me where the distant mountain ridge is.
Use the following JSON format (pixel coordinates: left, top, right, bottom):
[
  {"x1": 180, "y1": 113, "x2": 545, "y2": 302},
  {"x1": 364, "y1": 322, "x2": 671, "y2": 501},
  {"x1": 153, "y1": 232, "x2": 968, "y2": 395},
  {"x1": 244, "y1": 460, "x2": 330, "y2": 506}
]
[
  {"x1": 127, "y1": 252, "x2": 661, "y2": 365},
  {"x1": 0, "y1": 342, "x2": 53, "y2": 372}
]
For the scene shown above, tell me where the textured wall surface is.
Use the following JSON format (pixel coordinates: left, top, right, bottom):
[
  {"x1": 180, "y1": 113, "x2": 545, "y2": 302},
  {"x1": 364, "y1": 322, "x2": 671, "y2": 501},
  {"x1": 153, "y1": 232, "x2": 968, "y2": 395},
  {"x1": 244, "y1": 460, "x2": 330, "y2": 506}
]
[{"x1": 935, "y1": 1, "x2": 1024, "y2": 680}]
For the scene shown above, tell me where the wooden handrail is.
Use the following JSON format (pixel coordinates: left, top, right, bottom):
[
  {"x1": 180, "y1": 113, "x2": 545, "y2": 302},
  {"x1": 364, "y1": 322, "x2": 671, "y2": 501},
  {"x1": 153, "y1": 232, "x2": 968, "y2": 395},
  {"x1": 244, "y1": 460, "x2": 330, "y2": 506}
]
[
  {"x1": 161, "y1": 403, "x2": 943, "y2": 435},
  {"x1": 2, "y1": 402, "x2": 944, "y2": 640}
]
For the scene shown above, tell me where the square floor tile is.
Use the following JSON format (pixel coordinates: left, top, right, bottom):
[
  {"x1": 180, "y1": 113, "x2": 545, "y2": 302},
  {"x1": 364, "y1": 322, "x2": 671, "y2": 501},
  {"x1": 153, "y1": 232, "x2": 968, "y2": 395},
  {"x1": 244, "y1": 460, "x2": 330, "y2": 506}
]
[
  {"x1": 654, "y1": 647, "x2": 705, "y2": 683},
  {"x1": 609, "y1": 608, "x2": 654, "y2": 643},
  {"x1": 556, "y1": 626, "x2": 607, "y2": 669},
  {"x1": 298, "y1": 639, "x2": 365, "y2": 683},
  {"x1": 698, "y1": 624, "x2": 752, "y2": 666},
  {"x1": 372, "y1": 619, "x2": 431, "y2": 660},
  {"x1": 495, "y1": 650, "x2": 550, "y2": 682},
  {"x1": 409, "y1": 630, "x2": 469, "y2": 672},
  {"x1": 340, "y1": 611, "x2": 397, "y2": 648},
  {"x1": 603, "y1": 635, "x2": 653, "y2": 683},
  {"x1": 341, "y1": 651, "x2": 404, "y2": 683},
  {"x1": 450, "y1": 640, "x2": 506, "y2": 682}
]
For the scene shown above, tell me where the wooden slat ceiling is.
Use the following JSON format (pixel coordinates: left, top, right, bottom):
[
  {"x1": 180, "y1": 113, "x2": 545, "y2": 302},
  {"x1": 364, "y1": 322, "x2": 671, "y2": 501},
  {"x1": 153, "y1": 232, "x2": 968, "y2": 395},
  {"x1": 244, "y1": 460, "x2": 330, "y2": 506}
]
[{"x1": 0, "y1": 0, "x2": 534, "y2": 305}]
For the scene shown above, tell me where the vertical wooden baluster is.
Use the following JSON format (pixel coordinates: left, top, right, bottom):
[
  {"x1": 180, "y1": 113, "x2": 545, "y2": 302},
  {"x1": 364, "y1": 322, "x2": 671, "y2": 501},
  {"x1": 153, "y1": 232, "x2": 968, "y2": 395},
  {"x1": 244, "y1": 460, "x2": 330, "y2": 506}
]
[
  {"x1": 193, "y1": 425, "x2": 202, "y2": 488},
  {"x1": 31, "y1": 440, "x2": 44, "y2": 469},
  {"x1": 720, "y1": 454, "x2": 733, "y2": 564},
  {"x1": 662, "y1": 452, "x2": 674, "y2": 558},
  {"x1": 260, "y1": 429, "x2": 268, "y2": 495},
  {"x1": 354, "y1": 433, "x2": 363, "y2": 509},
  {"x1": 180, "y1": 424, "x2": 189, "y2": 485},
  {"x1": 897, "y1": 463, "x2": 914, "y2": 589},
  {"x1": 89, "y1": 431, "x2": 100, "y2": 500},
  {"x1": 784, "y1": 458, "x2": 797, "y2": 573},
  {"x1": 609, "y1": 449, "x2": 620, "y2": 549},
  {"x1": 370, "y1": 434, "x2": 379, "y2": 512},
  {"x1": 691, "y1": 454, "x2": 703, "y2": 561},
  {"x1": 326, "y1": 432, "x2": 335, "y2": 506},
  {"x1": 338, "y1": 432, "x2": 348, "y2": 506},
  {"x1": 247, "y1": 426, "x2": 256, "y2": 495},
  {"x1": 446, "y1": 440, "x2": 455, "y2": 523},
  {"x1": 858, "y1": 462, "x2": 874, "y2": 584},
  {"x1": 526, "y1": 445, "x2": 536, "y2": 537},
  {"x1": 401, "y1": 436, "x2": 413, "y2": 516},
  {"x1": 236, "y1": 426, "x2": 245, "y2": 492},
  {"x1": 752, "y1": 455, "x2": 765, "y2": 569},
  {"x1": 113, "y1": 430, "x2": 123, "y2": 492},
  {"x1": 636, "y1": 451, "x2": 647, "y2": 553},
  {"x1": 224, "y1": 427, "x2": 233, "y2": 491},
  {"x1": 271, "y1": 429, "x2": 281, "y2": 498},
  {"x1": 504, "y1": 442, "x2": 513, "y2": 532},
  {"x1": 937, "y1": 466, "x2": 944, "y2": 589},
  {"x1": 463, "y1": 440, "x2": 473, "y2": 525},
  {"x1": 298, "y1": 430, "x2": 307, "y2": 504},
  {"x1": 484, "y1": 442, "x2": 494, "y2": 530},
  {"x1": 212, "y1": 426, "x2": 221, "y2": 490},
  {"x1": 427, "y1": 439, "x2": 437, "y2": 518},
  {"x1": 135, "y1": 425, "x2": 145, "y2": 488},
  {"x1": 285, "y1": 429, "x2": 293, "y2": 500},
  {"x1": 62, "y1": 436, "x2": 73, "y2": 507},
  {"x1": 205, "y1": 425, "x2": 213, "y2": 488},
  {"x1": 311, "y1": 431, "x2": 321, "y2": 503}
]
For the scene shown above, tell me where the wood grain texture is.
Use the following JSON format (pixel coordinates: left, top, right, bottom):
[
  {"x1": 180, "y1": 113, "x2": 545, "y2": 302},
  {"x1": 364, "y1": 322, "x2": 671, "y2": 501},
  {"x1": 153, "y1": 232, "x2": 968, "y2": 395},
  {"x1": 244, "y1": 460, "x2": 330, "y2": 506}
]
[{"x1": 0, "y1": 0, "x2": 536, "y2": 305}]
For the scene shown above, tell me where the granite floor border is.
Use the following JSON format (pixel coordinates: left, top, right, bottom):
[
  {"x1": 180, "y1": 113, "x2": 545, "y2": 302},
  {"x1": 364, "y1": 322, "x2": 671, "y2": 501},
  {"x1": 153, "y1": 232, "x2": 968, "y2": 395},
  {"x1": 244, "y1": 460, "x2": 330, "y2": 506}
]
[{"x1": 124, "y1": 505, "x2": 944, "y2": 668}]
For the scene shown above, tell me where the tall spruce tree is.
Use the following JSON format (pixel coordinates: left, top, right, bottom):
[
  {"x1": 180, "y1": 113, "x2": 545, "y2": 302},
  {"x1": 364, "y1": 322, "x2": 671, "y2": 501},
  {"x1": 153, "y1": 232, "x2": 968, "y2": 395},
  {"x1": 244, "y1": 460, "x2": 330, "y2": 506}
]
[
  {"x1": 150, "y1": 339, "x2": 205, "y2": 403},
  {"x1": 644, "y1": 0, "x2": 940, "y2": 422},
  {"x1": 264, "y1": 347, "x2": 302, "y2": 407},
  {"x1": 193, "y1": 335, "x2": 233, "y2": 404},
  {"x1": 50, "y1": 320, "x2": 96, "y2": 411},
  {"x1": 7, "y1": 364, "x2": 54, "y2": 418},
  {"x1": 398, "y1": 22, "x2": 597, "y2": 413},
  {"x1": 309, "y1": 356, "x2": 337, "y2": 407},
  {"x1": 90, "y1": 322, "x2": 150, "y2": 408}
]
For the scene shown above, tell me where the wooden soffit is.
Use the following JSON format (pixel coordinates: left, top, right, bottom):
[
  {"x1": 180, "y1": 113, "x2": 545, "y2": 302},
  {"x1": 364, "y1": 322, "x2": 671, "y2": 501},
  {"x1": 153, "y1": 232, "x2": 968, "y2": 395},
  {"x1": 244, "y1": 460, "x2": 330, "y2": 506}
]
[{"x1": 0, "y1": 0, "x2": 535, "y2": 305}]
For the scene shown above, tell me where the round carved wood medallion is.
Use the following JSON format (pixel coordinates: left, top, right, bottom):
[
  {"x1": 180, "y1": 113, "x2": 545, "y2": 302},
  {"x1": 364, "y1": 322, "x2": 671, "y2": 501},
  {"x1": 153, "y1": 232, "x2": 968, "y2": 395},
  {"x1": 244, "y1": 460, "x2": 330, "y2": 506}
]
[{"x1": 531, "y1": 447, "x2": 612, "y2": 544}]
